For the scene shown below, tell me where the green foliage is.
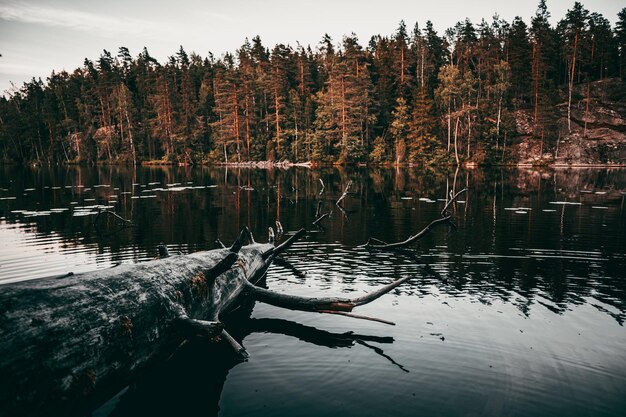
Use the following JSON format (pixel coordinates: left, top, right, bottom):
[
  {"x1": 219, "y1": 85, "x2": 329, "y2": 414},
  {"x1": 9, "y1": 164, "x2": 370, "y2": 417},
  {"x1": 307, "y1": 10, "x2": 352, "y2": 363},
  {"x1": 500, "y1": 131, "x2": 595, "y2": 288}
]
[{"x1": 0, "y1": 2, "x2": 623, "y2": 166}]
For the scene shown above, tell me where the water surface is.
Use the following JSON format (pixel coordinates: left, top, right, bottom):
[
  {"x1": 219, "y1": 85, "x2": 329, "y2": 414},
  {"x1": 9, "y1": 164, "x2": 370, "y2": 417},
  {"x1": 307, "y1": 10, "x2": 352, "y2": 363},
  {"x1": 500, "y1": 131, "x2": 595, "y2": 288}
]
[{"x1": 1, "y1": 165, "x2": 625, "y2": 416}]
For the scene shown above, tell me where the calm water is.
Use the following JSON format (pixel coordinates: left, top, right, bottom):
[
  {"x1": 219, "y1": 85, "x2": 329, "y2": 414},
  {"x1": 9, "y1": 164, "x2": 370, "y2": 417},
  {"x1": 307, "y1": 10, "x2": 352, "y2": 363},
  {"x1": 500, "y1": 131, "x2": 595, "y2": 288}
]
[{"x1": 1, "y1": 165, "x2": 625, "y2": 417}]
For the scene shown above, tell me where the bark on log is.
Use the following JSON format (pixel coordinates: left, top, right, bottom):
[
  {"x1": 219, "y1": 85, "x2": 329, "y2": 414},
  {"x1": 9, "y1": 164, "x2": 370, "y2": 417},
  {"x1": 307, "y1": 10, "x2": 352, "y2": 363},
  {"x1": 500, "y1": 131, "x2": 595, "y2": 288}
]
[{"x1": 0, "y1": 236, "x2": 273, "y2": 417}]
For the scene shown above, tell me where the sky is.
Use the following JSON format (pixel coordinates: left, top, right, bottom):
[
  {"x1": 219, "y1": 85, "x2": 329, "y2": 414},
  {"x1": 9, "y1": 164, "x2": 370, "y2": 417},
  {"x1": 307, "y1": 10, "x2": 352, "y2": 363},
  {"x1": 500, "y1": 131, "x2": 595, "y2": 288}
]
[{"x1": 0, "y1": 0, "x2": 623, "y2": 94}]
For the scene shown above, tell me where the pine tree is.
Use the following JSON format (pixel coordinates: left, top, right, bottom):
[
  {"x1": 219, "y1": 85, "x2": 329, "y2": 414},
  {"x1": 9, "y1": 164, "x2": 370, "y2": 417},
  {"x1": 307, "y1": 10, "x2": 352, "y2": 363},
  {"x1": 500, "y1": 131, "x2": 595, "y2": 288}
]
[
  {"x1": 530, "y1": 0, "x2": 559, "y2": 152},
  {"x1": 615, "y1": 8, "x2": 626, "y2": 81},
  {"x1": 506, "y1": 17, "x2": 532, "y2": 103},
  {"x1": 558, "y1": 2, "x2": 589, "y2": 132},
  {"x1": 390, "y1": 97, "x2": 410, "y2": 164}
]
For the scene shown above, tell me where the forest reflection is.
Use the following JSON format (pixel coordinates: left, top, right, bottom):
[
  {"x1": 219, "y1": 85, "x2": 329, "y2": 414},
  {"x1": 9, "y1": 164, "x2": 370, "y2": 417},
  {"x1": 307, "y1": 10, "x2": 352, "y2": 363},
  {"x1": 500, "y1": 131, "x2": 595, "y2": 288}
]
[{"x1": 0, "y1": 165, "x2": 624, "y2": 323}]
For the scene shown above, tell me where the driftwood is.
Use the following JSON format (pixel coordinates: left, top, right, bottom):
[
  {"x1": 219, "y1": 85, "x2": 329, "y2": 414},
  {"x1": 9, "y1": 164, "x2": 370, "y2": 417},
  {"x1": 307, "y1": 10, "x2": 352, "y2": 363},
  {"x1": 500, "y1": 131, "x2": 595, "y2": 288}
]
[
  {"x1": 313, "y1": 212, "x2": 329, "y2": 225},
  {"x1": 361, "y1": 189, "x2": 467, "y2": 250},
  {"x1": 313, "y1": 194, "x2": 329, "y2": 227},
  {"x1": 93, "y1": 209, "x2": 133, "y2": 228},
  {"x1": 0, "y1": 226, "x2": 411, "y2": 417}
]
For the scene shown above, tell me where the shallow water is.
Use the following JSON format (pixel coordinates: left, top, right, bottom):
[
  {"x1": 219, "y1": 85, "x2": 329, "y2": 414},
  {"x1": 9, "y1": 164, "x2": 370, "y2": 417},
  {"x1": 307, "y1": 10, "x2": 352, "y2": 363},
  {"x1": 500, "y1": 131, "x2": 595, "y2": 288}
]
[{"x1": 1, "y1": 165, "x2": 625, "y2": 416}]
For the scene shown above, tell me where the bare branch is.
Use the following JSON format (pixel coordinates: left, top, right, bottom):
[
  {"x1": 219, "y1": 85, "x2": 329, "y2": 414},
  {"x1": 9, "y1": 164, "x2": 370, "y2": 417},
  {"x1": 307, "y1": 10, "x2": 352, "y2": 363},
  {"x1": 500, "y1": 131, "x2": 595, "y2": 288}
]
[
  {"x1": 244, "y1": 276, "x2": 410, "y2": 313},
  {"x1": 315, "y1": 200, "x2": 323, "y2": 218},
  {"x1": 441, "y1": 188, "x2": 467, "y2": 217},
  {"x1": 336, "y1": 180, "x2": 353, "y2": 207},
  {"x1": 93, "y1": 209, "x2": 133, "y2": 228},
  {"x1": 221, "y1": 329, "x2": 249, "y2": 359},
  {"x1": 362, "y1": 216, "x2": 452, "y2": 250},
  {"x1": 230, "y1": 228, "x2": 250, "y2": 253},
  {"x1": 362, "y1": 189, "x2": 467, "y2": 250},
  {"x1": 263, "y1": 228, "x2": 306, "y2": 259},
  {"x1": 313, "y1": 212, "x2": 329, "y2": 225}
]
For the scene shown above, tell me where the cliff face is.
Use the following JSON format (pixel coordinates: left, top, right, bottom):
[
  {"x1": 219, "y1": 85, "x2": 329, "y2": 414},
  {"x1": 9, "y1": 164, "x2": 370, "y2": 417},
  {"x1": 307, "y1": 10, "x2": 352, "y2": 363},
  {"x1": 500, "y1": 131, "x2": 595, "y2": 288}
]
[{"x1": 511, "y1": 78, "x2": 626, "y2": 166}]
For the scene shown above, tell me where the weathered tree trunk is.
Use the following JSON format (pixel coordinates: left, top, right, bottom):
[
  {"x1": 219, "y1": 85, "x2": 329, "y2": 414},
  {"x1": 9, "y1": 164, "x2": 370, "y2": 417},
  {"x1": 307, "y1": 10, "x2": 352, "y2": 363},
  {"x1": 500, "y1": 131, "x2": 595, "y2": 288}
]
[{"x1": 0, "y1": 233, "x2": 272, "y2": 417}]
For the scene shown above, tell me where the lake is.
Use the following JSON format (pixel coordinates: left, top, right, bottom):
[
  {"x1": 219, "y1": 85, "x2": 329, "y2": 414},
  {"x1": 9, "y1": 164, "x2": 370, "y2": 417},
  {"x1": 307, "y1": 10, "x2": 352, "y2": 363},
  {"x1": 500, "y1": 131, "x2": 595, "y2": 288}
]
[{"x1": 1, "y1": 165, "x2": 625, "y2": 417}]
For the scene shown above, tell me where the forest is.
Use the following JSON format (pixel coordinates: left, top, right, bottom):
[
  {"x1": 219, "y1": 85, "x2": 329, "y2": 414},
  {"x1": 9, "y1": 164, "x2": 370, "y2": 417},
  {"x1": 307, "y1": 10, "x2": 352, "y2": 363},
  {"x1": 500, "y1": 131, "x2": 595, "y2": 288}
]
[{"x1": 1, "y1": 1, "x2": 625, "y2": 166}]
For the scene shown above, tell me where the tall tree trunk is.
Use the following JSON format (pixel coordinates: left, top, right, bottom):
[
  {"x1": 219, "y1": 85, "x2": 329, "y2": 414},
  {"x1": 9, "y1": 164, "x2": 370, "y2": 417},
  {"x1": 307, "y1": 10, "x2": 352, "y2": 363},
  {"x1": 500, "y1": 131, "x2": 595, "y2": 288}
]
[
  {"x1": 447, "y1": 101, "x2": 452, "y2": 152},
  {"x1": 533, "y1": 43, "x2": 540, "y2": 131},
  {"x1": 245, "y1": 94, "x2": 251, "y2": 160},
  {"x1": 300, "y1": 60, "x2": 305, "y2": 96},
  {"x1": 294, "y1": 116, "x2": 298, "y2": 161},
  {"x1": 454, "y1": 116, "x2": 460, "y2": 165},
  {"x1": 567, "y1": 32, "x2": 579, "y2": 133},
  {"x1": 496, "y1": 95, "x2": 502, "y2": 144},
  {"x1": 125, "y1": 110, "x2": 136, "y2": 166},
  {"x1": 400, "y1": 47, "x2": 405, "y2": 84},
  {"x1": 466, "y1": 110, "x2": 471, "y2": 159},
  {"x1": 341, "y1": 76, "x2": 347, "y2": 150},
  {"x1": 232, "y1": 84, "x2": 240, "y2": 162},
  {"x1": 584, "y1": 81, "x2": 590, "y2": 137},
  {"x1": 274, "y1": 85, "x2": 280, "y2": 155}
]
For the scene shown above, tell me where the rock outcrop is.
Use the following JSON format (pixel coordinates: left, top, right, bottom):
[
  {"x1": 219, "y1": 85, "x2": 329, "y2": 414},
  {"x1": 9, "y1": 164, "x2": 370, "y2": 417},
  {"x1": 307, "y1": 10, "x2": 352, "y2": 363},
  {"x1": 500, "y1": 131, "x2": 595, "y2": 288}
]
[{"x1": 511, "y1": 78, "x2": 626, "y2": 166}]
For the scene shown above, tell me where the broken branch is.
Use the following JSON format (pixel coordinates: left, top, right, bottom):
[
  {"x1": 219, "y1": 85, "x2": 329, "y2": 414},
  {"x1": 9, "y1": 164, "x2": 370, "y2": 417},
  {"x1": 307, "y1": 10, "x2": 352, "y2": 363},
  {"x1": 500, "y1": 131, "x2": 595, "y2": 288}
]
[
  {"x1": 243, "y1": 276, "x2": 410, "y2": 313},
  {"x1": 441, "y1": 188, "x2": 467, "y2": 216},
  {"x1": 93, "y1": 209, "x2": 133, "y2": 228},
  {"x1": 313, "y1": 212, "x2": 329, "y2": 225},
  {"x1": 221, "y1": 329, "x2": 249, "y2": 359},
  {"x1": 263, "y1": 228, "x2": 306, "y2": 259},
  {"x1": 362, "y1": 189, "x2": 467, "y2": 250},
  {"x1": 336, "y1": 180, "x2": 353, "y2": 207}
]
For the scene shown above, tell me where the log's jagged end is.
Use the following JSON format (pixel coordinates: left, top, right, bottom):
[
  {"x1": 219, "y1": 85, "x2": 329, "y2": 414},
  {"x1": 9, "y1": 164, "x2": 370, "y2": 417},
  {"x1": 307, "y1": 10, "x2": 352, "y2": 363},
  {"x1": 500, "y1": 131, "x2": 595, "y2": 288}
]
[{"x1": 221, "y1": 329, "x2": 249, "y2": 360}]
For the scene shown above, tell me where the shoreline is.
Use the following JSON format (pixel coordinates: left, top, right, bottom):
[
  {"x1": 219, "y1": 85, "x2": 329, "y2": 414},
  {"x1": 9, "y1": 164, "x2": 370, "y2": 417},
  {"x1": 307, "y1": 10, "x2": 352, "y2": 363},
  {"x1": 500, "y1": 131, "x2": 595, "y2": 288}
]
[{"x1": 2, "y1": 161, "x2": 626, "y2": 169}]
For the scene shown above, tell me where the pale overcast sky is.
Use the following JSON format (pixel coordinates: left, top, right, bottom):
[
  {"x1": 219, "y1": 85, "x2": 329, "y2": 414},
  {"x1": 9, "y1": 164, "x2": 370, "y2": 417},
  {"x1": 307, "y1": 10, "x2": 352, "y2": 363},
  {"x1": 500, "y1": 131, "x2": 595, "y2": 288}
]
[{"x1": 0, "y1": 0, "x2": 623, "y2": 94}]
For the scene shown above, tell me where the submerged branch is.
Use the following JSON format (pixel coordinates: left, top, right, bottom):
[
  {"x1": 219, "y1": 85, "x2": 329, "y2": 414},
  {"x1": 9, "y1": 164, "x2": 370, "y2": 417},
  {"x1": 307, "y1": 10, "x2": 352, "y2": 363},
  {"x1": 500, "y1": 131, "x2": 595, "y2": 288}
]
[
  {"x1": 93, "y1": 209, "x2": 133, "y2": 228},
  {"x1": 362, "y1": 188, "x2": 467, "y2": 250},
  {"x1": 336, "y1": 180, "x2": 353, "y2": 207}
]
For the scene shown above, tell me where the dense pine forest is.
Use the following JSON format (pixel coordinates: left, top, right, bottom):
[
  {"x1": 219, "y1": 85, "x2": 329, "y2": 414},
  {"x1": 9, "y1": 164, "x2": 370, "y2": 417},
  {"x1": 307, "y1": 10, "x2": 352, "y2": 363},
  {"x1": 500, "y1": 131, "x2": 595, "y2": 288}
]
[{"x1": 1, "y1": 1, "x2": 625, "y2": 166}]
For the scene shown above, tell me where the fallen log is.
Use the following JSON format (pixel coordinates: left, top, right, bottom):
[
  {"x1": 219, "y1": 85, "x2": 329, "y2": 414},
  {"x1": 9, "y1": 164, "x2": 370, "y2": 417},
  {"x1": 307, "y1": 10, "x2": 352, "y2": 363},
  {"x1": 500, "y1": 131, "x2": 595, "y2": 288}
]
[
  {"x1": 0, "y1": 229, "x2": 268, "y2": 417},
  {"x1": 0, "y1": 226, "x2": 411, "y2": 417}
]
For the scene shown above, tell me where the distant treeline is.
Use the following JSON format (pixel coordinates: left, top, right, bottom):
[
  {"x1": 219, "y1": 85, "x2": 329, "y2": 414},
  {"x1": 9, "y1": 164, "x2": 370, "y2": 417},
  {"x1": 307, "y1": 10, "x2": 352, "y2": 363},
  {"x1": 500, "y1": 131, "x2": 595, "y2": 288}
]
[{"x1": 1, "y1": 1, "x2": 625, "y2": 165}]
